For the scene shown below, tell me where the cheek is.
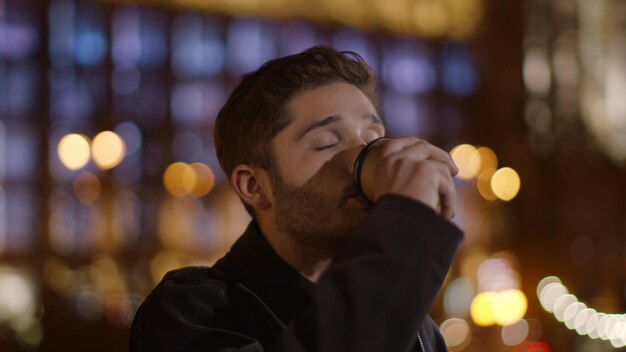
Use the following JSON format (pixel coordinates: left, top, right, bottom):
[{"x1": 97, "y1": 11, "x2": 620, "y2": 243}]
[
  {"x1": 276, "y1": 151, "x2": 325, "y2": 186},
  {"x1": 273, "y1": 139, "x2": 344, "y2": 187}
]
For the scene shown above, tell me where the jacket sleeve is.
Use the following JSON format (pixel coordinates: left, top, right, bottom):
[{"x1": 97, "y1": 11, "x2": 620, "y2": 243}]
[
  {"x1": 271, "y1": 194, "x2": 463, "y2": 352},
  {"x1": 130, "y1": 194, "x2": 463, "y2": 352}
]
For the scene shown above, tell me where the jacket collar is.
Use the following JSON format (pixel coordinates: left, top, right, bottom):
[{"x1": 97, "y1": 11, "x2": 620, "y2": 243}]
[{"x1": 213, "y1": 221, "x2": 315, "y2": 324}]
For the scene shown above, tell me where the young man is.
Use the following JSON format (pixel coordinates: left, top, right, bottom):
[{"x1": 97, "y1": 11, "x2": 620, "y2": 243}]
[{"x1": 130, "y1": 46, "x2": 463, "y2": 352}]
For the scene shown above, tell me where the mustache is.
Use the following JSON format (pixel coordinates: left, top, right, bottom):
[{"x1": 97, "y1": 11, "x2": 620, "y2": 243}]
[{"x1": 342, "y1": 186, "x2": 364, "y2": 203}]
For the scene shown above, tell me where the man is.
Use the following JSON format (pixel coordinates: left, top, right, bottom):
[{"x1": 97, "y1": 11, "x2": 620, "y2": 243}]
[{"x1": 130, "y1": 46, "x2": 463, "y2": 351}]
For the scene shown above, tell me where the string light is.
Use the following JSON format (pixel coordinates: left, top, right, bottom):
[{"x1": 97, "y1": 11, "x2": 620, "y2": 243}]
[{"x1": 537, "y1": 276, "x2": 626, "y2": 348}]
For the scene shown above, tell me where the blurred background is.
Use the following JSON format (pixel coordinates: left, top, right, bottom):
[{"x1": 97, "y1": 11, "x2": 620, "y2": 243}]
[{"x1": 0, "y1": 0, "x2": 625, "y2": 351}]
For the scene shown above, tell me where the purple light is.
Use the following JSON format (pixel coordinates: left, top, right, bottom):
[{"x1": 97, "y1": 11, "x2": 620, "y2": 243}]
[
  {"x1": 0, "y1": 20, "x2": 40, "y2": 59},
  {"x1": 383, "y1": 44, "x2": 436, "y2": 95},
  {"x1": 227, "y1": 17, "x2": 277, "y2": 75}
]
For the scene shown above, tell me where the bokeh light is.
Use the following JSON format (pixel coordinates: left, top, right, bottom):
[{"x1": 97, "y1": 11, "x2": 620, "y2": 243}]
[
  {"x1": 526, "y1": 319, "x2": 544, "y2": 341},
  {"x1": 491, "y1": 289, "x2": 528, "y2": 326},
  {"x1": 553, "y1": 294, "x2": 577, "y2": 322},
  {"x1": 58, "y1": 134, "x2": 91, "y2": 170},
  {"x1": 163, "y1": 162, "x2": 193, "y2": 197},
  {"x1": 512, "y1": 341, "x2": 551, "y2": 352},
  {"x1": 13, "y1": 317, "x2": 44, "y2": 349},
  {"x1": 502, "y1": 319, "x2": 529, "y2": 346},
  {"x1": 476, "y1": 146, "x2": 498, "y2": 173},
  {"x1": 43, "y1": 257, "x2": 73, "y2": 296},
  {"x1": 92, "y1": 131, "x2": 126, "y2": 170},
  {"x1": 440, "y1": 318, "x2": 471, "y2": 351},
  {"x1": 444, "y1": 278, "x2": 475, "y2": 318},
  {"x1": 471, "y1": 254, "x2": 527, "y2": 327},
  {"x1": 523, "y1": 48, "x2": 551, "y2": 96},
  {"x1": 73, "y1": 172, "x2": 101, "y2": 204},
  {"x1": 450, "y1": 144, "x2": 481, "y2": 179},
  {"x1": 74, "y1": 288, "x2": 103, "y2": 321},
  {"x1": 491, "y1": 167, "x2": 521, "y2": 201},
  {"x1": 442, "y1": 46, "x2": 479, "y2": 96},
  {"x1": 563, "y1": 302, "x2": 586, "y2": 330},
  {"x1": 470, "y1": 291, "x2": 496, "y2": 326},
  {"x1": 163, "y1": 162, "x2": 215, "y2": 197},
  {"x1": 0, "y1": 267, "x2": 36, "y2": 323},
  {"x1": 476, "y1": 168, "x2": 497, "y2": 200},
  {"x1": 180, "y1": 165, "x2": 198, "y2": 196},
  {"x1": 186, "y1": 163, "x2": 215, "y2": 197},
  {"x1": 536, "y1": 276, "x2": 562, "y2": 302},
  {"x1": 477, "y1": 255, "x2": 520, "y2": 292},
  {"x1": 537, "y1": 276, "x2": 568, "y2": 313},
  {"x1": 574, "y1": 308, "x2": 596, "y2": 335},
  {"x1": 537, "y1": 276, "x2": 626, "y2": 345}
]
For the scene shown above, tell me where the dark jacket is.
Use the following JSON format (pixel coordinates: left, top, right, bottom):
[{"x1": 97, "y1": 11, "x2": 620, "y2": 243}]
[{"x1": 130, "y1": 194, "x2": 463, "y2": 351}]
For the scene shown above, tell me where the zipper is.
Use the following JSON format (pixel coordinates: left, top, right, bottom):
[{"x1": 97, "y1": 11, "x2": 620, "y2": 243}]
[{"x1": 416, "y1": 331, "x2": 426, "y2": 352}]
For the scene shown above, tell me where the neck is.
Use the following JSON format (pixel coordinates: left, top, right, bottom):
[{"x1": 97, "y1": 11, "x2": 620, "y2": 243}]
[{"x1": 256, "y1": 215, "x2": 331, "y2": 283}]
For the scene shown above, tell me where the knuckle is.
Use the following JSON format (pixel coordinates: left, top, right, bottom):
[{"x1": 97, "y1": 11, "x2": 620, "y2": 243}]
[
  {"x1": 413, "y1": 160, "x2": 435, "y2": 174},
  {"x1": 382, "y1": 139, "x2": 403, "y2": 153}
]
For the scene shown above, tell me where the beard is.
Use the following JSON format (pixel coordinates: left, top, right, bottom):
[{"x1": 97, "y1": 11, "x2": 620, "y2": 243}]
[{"x1": 269, "y1": 168, "x2": 368, "y2": 266}]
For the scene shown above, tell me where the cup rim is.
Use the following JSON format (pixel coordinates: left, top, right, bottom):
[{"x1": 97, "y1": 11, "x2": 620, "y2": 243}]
[{"x1": 352, "y1": 136, "x2": 390, "y2": 205}]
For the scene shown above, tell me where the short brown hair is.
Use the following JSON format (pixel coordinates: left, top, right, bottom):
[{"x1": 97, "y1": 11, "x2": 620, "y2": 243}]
[{"x1": 214, "y1": 46, "x2": 379, "y2": 216}]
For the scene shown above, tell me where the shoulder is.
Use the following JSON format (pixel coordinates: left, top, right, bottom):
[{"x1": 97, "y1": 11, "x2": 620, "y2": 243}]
[
  {"x1": 129, "y1": 266, "x2": 270, "y2": 351},
  {"x1": 136, "y1": 266, "x2": 232, "y2": 322},
  {"x1": 144, "y1": 266, "x2": 229, "y2": 306},
  {"x1": 158, "y1": 265, "x2": 229, "y2": 288}
]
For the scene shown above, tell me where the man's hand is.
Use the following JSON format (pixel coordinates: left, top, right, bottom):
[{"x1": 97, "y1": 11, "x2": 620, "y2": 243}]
[{"x1": 371, "y1": 137, "x2": 459, "y2": 220}]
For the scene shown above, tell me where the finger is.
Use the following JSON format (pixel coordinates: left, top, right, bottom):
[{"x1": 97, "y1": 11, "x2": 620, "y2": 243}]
[
  {"x1": 387, "y1": 142, "x2": 459, "y2": 176},
  {"x1": 377, "y1": 137, "x2": 425, "y2": 158},
  {"x1": 431, "y1": 161, "x2": 456, "y2": 219},
  {"x1": 439, "y1": 177, "x2": 456, "y2": 219}
]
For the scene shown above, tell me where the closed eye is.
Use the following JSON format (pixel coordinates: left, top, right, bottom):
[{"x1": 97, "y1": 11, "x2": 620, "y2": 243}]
[{"x1": 314, "y1": 144, "x2": 338, "y2": 151}]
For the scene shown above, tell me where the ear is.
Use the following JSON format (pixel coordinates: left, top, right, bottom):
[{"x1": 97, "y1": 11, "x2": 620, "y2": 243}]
[{"x1": 230, "y1": 164, "x2": 273, "y2": 212}]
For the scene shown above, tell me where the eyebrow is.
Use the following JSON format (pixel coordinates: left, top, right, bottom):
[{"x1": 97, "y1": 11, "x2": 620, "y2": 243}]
[{"x1": 295, "y1": 113, "x2": 384, "y2": 141}]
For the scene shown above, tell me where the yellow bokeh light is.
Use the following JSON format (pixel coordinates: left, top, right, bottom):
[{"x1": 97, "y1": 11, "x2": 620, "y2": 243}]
[
  {"x1": 476, "y1": 146, "x2": 498, "y2": 174},
  {"x1": 476, "y1": 168, "x2": 497, "y2": 201},
  {"x1": 450, "y1": 144, "x2": 481, "y2": 179},
  {"x1": 163, "y1": 162, "x2": 193, "y2": 197},
  {"x1": 470, "y1": 291, "x2": 496, "y2": 326},
  {"x1": 58, "y1": 134, "x2": 91, "y2": 170},
  {"x1": 92, "y1": 131, "x2": 126, "y2": 170},
  {"x1": 413, "y1": 0, "x2": 449, "y2": 37},
  {"x1": 185, "y1": 163, "x2": 215, "y2": 197},
  {"x1": 181, "y1": 165, "x2": 197, "y2": 195},
  {"x1": 491, "y1": 167, "x2": 521, "y2": 201},
  {"x1": 492, "y1": 289, "x2": 528, "y2": 326}
]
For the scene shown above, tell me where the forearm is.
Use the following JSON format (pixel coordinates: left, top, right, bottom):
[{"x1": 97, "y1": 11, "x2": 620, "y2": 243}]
[{"x1": 272, "y1": 194, "x2": 463, "y2": 351}]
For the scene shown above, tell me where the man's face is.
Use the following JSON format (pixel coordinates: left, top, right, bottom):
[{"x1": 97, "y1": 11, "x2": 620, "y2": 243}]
[{"x1": 268, "y1": 82, "x2": 386, "y2": 261}]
